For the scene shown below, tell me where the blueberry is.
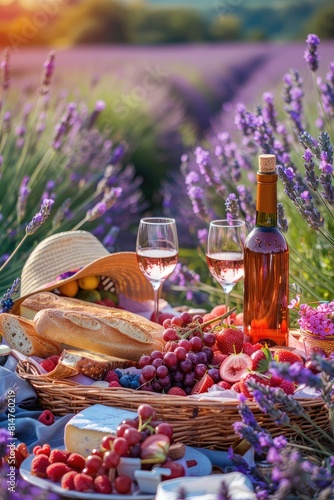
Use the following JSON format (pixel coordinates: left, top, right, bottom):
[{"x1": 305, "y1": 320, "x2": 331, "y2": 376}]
[
  {"x1": 130, "y1": 380, "x2": 140, "y2": 389},
  {"x1": 114, "y1": 369, "x2": 123, "y2": 377},
  {"x1": 119, "y1": 376, "x2": 130, "y2": 388}
]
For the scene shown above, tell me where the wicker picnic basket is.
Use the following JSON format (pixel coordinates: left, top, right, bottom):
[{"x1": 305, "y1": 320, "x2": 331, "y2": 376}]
[{"x1": 16, "y1": 359, "x2": 329, "y2": 451}]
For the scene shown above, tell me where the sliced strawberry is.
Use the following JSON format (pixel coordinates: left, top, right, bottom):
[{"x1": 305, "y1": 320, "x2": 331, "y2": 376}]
[
  {"x1": 239, "y1": 372, "x2": 270, "y2": 399},
  {"x1": 190, "y1": 374, "x2": 214, "y2": 395},
  {"x1": 219, "y1": 353, "x2": 252, "y2": 383},
  {"x1": 215, "y1": 328, "x2": 244, "y2": 355}
]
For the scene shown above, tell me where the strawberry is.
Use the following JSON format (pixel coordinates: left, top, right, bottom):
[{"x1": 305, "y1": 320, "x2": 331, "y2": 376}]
[
  {"x1": 215, "y1": 328, "x2": 244, "y2": 355},
  {"x1": 251, "y1": 346, "x2": 272, "y2": 372},
  {"x1": 239, "y1": 372, "x2": 270, "y2": 399},
  {"x1": 61, "y1": 470, "x2": 78, "y2": 490},
  {"x1": 47, "y1": 462, "x2": 72, "y2": 482},
  {"x1": 242, "y1": 342, "x2": 262, "y2": 356},
  {"x1": 40, "y1": 358, "x2": 56, "y2": 373},
  {"x1": 275, "y1": 350, "x2": 304, "y2": 365},
  {"x1": 269, "y1": 375, "x2": 283, "y2": 387},
  {"x1": 167, "y1": 387, "x2": 187, "y2": 397},
  {"x1": 278, "y1": 380, "x2": 295, "y2": 395},
  {"x1": 190, "y1": 374, "x2": 214, "y2": 395}
]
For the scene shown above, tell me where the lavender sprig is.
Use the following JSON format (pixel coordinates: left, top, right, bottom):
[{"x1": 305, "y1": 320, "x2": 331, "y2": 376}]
[{"x1": 304, "y1": 34, "x2": 320, "y2": 72}]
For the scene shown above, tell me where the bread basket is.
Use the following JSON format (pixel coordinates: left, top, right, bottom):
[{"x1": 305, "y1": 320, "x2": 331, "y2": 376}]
[{"x1": 16, "y1": 359, "x2": 329, "y2": 450}]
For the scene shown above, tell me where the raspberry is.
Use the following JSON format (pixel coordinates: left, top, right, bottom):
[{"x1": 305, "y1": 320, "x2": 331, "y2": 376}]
[
  {"x1": 61, "y1": 470, "x2": 78, "y2": 490},
  {"x1": 31, "y1": 454, "x2": 50, "y2": 478},
  {"x1": 104, "y1": 370, "x2": 119, "y2": 383},
  {"x1": 279, "y1": 380, "x2": 295, "y2": 395},
  {"x1": 49, "y1": 449, "x2": 68, "y2": 464},
  {"x1": 67, "y1": 453, "x2": 86, "y2": 471},
  {"x1": 33, "y1": 445, "x2": 41, "y2": 455},
  {"x1": 167, "y1": 387, "x2": 187, "y2": 397},
  {"x1": 48, "y1": 355, "x2": 60, "y2": 365},
  {"x1": 40, "y1": 359, "x2": 56, "y2": 373},
  {"x1": 73, "y1": 473, "x2": 94, "y2": 492},
  {"x1": 35, "y1": 444, "x2": 51, "y2": 456},
  {"x1": 46, "y1": 462, "x2": 72, "y2": 482},
  {"x1": 38, "y1": 409, "x2": 55, "y2": 425},
  {"x1": 94, "y1": 475, "x2": 113, "y2": 494},
  {"x1": 109, "y1": 381, "x2": 121, "y2": 387}
]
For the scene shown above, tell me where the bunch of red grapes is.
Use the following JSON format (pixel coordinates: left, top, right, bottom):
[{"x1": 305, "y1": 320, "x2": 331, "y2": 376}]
[{"x1": 138, "y1": 312, "x2": 221, "y2": 394}]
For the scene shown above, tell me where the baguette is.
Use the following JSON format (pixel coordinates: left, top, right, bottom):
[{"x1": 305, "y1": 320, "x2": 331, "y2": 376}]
[
  {"x1": 0, "y1": 313, "x2": 62, "y2": 357},
  {"x1": 20, "y1": 291, "x2": 164, "y2": 346},
  {"x1": 33, "y1": 308, "x2": 163, "y2": 361}
]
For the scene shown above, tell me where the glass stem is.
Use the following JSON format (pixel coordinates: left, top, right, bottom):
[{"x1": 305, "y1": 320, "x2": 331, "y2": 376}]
[
  {"x1": 151, "y1": 281, "x2": 163, "y2": 323},
  {"x1": 225, "y1": 291, "x2": 231, "y2": 325}
]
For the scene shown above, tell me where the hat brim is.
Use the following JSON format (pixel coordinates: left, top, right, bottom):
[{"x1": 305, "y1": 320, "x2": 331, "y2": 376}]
[{"x1": 12, "y1": 252, "x2": 154, "y2": 314}]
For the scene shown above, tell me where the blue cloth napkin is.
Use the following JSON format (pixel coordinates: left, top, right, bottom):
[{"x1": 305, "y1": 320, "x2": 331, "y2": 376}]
[{"x1": 0, "y1": 354, "x2": 72, "y2": 452}]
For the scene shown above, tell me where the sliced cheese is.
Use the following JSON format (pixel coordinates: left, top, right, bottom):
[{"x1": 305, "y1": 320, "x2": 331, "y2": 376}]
[{"x1": 64, "y1": 404, "x2": 137, "y2": 457}]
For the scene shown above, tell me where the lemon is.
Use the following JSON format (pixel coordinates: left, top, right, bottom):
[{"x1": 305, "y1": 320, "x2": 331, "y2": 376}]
[
  {"x1": 58, "y1": 280, "x2": 79, "y2": 297},
  {"x1": 78, "y1": 275, "x2": 100, "y2": 290}
]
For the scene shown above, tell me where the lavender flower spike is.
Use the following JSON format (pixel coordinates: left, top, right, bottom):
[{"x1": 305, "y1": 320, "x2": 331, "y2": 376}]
[
  {"x1": 304, "y1": 34, "x2": 320, "y2": 72},
  {"x1": 40, "y1": 51, "x2": 55, "y2": 95},
  {"x1": 26, "y1": 198, "x2": 54, "y2": 235}
]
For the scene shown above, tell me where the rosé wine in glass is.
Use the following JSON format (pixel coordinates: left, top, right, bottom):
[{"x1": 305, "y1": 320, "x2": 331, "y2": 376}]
[
  {"x1": 136, "y1": 218, "x2": 178, "y2": 323},
  {"x1": 206, "y1": 220, "x2": 246, "y2": 324}
]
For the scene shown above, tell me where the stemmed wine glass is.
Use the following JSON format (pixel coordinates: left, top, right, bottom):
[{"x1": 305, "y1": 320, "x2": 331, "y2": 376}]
[
  {"x1": 206, "y1": 219, "x2": 246, "y2": 323},
  {"x1": 136, "y1": 218, "x2": 179, "y2": 323}
]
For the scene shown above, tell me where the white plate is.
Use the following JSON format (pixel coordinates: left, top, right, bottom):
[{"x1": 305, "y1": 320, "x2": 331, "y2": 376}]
[{"x1": 20, "y1": 454, "x2": 154, "y2": 500}]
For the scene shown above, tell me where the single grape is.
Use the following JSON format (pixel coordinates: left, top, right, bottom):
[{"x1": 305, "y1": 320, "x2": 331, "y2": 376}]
[
  {"x1": 163, "y1": 351, "x2": 178, "y2": 368},
  {"x1": 152, "y1": 358, "x2": 164, "y2": 369},
  {"x1": 207, "y1": 367, "x2": 220, "y2": 383},
  {"x1": 202, "y1": 346, "x2": 213, "y2": 363},
  {"x1": 162, "y1": 318, "x2": 172, "y2": 329},
  {"x1": 103, "y1": 450, "x2": 121, "y2": 468},
  {"x1": 141, "y1": 365, "x2": 156, "y2": 381},
  {"x1": 155, "y1": 422, "x2": 173, "y2": 439},
  {"x1": 116, "y1": 423, "x2": 132, "y2": 438},
  {"x1": 171, "y1": 316, "x2": 184, "y2": 327},
  {"x1": 122, "y1": 418, "x2": 138, "y2": 428},
  {"x1": 180, "y1": 358, "x2": 193, "y2": 373},
  {"x1": 137, "y1": 404, "x2": 156, "y2": 421},
  {"x1": 150, "y1": 350, "x2": 164, "y2": 361},
  {"x1": 159, "y1": 375, "x2": 171, "y2": 388},
  {"x1": 138, "y1": 355, "x2": 151, "y2": 368},
  {"x1": 186, "y1": 352, "x2": 198, "y2": 365},
  {"x1": 174, "y1": 346, "x2": 187, "y2": 361},
  {"x1": 101, "y1": 435, "x2": 116, "y2": 451},
  {"x1": 114, "y1": 475, "x2": 132, "y2": 495},
  {"x1": 156, "y1": 365, "x2": 169, "y2": 379},
  {"x1": 192, "y1": 314, "x2": 204, "y2": 324},
  {"x1": 172, "y1": 370, "x2": 184, "y2": 383},
  {"x1": 85, "y1": 455, "x2": 103, "y2": 473},
  {"x1": 177, "y1": 339, "x2": 191, "y2": 352},
  {"x1": 203, "y1": 333, "x2": 216, "y2": 347},
  {"x1": 190, "y1": 336, "x2": 203, "y2": 352},
  {"x1": 180, "y1": 312, "x2": 193, "y2": 325},
  {"x1": 164, "y1": 341, "x2": 178, "y2": 352},
  {"x1": 123, "y1": 428, "x2": 142, "y2": 446},
  {"x1": 196, "y1": 351, "x2": 208, "y2": 365},
  {"x1": 162, "y1": 328, "x2": 178, "y2": 342},
  {"x1": 152, "y1": 380, "x2": 163, "y2": 392},
  {"x1": 129, "y1": 443, "x2": 141, "y2": 458},
  {"x1": 194, "y1": 363, "x2": 207, "y2": 378},
  {"x1": 184, "y1": 372, "x2": 196, "y2": 387}
]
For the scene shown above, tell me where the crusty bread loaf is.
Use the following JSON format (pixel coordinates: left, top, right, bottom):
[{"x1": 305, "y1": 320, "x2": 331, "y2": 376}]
[
  {"x1": 59, "y1": 350, "x2": 110, "y2": 380},
  {"x1": 33, "y1": 308, "x2": 163, "y2": 361},
  {"x1": 0, "y1": 313, "x2": 62, "y2": 357}
]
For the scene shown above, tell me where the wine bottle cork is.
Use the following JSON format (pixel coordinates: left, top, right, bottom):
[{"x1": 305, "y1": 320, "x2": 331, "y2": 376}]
[{"x1": 258, "y1": 154, "x2": 276, "y2": 173}]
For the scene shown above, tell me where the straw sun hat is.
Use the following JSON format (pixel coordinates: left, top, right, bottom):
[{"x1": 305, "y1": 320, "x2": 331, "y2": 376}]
[{"x1": 12, "y1": 230, "x2": 154, "y2": 313}]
